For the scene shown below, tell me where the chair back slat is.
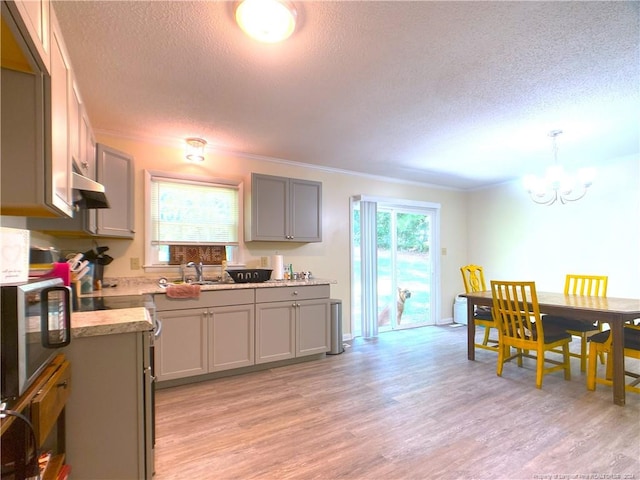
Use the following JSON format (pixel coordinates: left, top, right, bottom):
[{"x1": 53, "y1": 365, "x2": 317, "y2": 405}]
[
  {"x1": 491, "y1": 280, "x2": 542, "y2": 348},
  {"x1": 564, "y1": 274, "x2": 608, "y2": 297},
  {"x1": 460, "y1": 264, "x2": 487, "y2": 293}
]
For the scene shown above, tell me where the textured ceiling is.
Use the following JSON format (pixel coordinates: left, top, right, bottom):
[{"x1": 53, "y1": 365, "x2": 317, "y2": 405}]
[{"x1": 52, "y1": 1, "x2": 639, "y2": 189}]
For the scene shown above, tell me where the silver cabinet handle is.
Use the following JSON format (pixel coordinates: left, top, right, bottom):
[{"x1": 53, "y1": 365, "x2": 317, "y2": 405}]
[{"x1": 154, "y1": 318, "x2": 163, "y2": 338}]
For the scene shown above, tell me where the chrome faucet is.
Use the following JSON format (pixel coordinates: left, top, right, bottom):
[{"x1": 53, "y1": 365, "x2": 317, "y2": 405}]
[{"x1": 186, "y1": 261, "x2": 204, "y2": 282}]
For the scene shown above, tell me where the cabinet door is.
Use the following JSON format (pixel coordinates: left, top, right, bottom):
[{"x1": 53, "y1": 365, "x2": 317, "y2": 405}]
[
  {"x1": 11, "y1": 0, "x2": 50, "y2": 72},
  {"x1": 155, "y1": 309, "x2": 208, "y2": 381},
  {"x1": 246, "y1": 173, "x2": 322, "y2": 242},
  {"x1": 209, "y1": 304, "x2": 255, "y2": 372},
  {"x1": 69, "y1": 80, "x2": 81, "y2": 170},
  {"x1": 249, "y1": 173, "x2": 288, "y2": 240},
  {"x1": 49, "y1": 11, "x2": 73, "y2": 217},
  {"x1": 65, "y1": 332, "x2": 150, "y2": 479},
  {"x1": 96, "y1": 143, "x2": 135, "y2": 238},
  {"x1": 290, "y1": 178, "x2": 322, "y2": 242},
  {"x1": 255, "y1": 301, "x2": 296, "y2": 364},
  {"x1": 296, "y1": 298, "x2": 330, "y2": 357},
  {"x1": 80, "y1": 108, "x2": 97, "y2": 233},
  {"x1": 25, "y1": 99, "x2": 97, "y2": 234}
]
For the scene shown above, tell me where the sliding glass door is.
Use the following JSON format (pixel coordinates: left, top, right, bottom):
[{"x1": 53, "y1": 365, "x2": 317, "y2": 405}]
[
  {"x1": 377, "y1": 208, "x2": 433, "y2": 331},
  {"x1": 351, "y1": 197, "x2": 440, "y2": 337}
]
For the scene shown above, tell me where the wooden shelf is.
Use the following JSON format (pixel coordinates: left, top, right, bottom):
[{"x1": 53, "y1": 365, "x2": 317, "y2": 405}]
[
  {"x1": 0, "y1": 354, "x2": 69, "y2": 479},
  {"x1": 0, "y1": 355, "x2": 66, "y2": 435}
]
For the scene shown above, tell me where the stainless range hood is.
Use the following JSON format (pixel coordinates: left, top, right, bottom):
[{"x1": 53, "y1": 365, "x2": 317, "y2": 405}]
[{"x1": 72, "y1": 171, "x2": 110, "y2": 209}]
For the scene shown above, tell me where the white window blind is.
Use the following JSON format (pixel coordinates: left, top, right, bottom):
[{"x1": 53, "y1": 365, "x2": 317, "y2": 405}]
[{"x1": 150, "y1": 176, "x2": 239, "y2": 245}]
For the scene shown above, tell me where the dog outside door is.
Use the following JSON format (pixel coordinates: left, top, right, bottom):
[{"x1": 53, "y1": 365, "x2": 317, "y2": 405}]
[{"x1": 377, "y1": 287, "x2": 412, "y2": 326}]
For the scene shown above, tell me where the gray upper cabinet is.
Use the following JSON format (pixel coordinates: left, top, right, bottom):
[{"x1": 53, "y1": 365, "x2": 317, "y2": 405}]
[
  {"x1": 245, "y1": 173, "x2": 322, "y2": 242},
  {"x1": 96, "y1": 144, "x2": 135, "y2": 238},
  {"x1": 27, "y1": 82, "x2": 98, "y2": 236},
  {"x1": 1, "y1": 2, "x2": 74, "y2": 218},
  {"x1": 10, "y1": 0, "x2": 51, "y2": 73}
]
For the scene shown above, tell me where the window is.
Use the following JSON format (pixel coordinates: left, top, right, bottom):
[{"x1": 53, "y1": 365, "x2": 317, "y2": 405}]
[{"x1": 145, "y1": 171, "x2": 241, "y2": 267}]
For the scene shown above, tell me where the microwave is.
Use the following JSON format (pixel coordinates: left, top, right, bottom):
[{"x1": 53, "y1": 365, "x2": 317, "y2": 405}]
[{"x1": 1, "y1": 277, "x2": 71, "y2": 407}]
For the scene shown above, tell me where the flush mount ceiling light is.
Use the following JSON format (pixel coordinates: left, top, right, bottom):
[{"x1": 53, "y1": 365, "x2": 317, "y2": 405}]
[
  {"x1": 185, "y1": 138, "x2": 207, "y2": 163},
  {"x1": 523, "y1": 130, "x2": 596, "y2": 206},
  {"x1": 235, "y1": 0, "x2": 297, "y2": 43}
]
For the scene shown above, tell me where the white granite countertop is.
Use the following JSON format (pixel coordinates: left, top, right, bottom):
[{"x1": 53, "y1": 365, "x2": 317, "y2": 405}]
[
  {"x1": 79, "y1": 278, "x2": 336, "y2": 298},
  {"x1": 71, "y1": 278, "x2": 335, "y2": 339},
  {"x1": 71, "y1": 307, "x2": 153, "y2": 339}
]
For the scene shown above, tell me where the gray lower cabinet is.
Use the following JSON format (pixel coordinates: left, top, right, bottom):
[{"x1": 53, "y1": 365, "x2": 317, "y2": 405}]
[
  {"x1": 154, "y1": 285, "x2": 330, "y2": 382},
  {"x1": 155, "y1": 308, "x2": 209, "y2": 381},
  {"x1": 64, "y1": 330, "x2": 153, "y2": 479},
  {"x1": 154, "y1": 289, "x2": 255, "y2": 382},
  {"x1": 255, "y1": 301, "x2": 296, "y2": 363},
  {"x1": 297, "y1": 299, "x2": 331, "y2": 356},
  {"x1": 209, "y1": 304, "x2": 255, "y2": 371},
  {"x1": 255, "y1": 285, "x2": 330, "y2": 364}
]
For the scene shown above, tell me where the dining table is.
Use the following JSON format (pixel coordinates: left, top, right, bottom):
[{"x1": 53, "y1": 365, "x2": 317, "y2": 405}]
[{"x1": 461, "y1": 290, "x2": 640, "y2": 406}]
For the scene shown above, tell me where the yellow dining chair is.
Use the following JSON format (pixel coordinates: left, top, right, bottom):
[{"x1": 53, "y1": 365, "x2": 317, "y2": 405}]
[
  {"x1": 587, "y1": 322, "x2": 640, "y2": 394},
  {"x1": 543, "y1": 274, "x2": 607, "y2": 372},
  {"x1": 460, "y1": 264, "x2": 498, "y2": 352},
  {"x1": 491, "y1": 280, "x2": 572, "y2": 388}
]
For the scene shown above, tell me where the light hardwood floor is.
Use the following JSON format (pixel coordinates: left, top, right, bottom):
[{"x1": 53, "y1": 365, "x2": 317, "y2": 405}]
[{"x1": 154, "y1": 325, "x2": 640, "y2": 479}]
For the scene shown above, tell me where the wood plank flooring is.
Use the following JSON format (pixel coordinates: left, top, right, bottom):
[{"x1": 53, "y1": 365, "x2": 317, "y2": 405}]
[{"x1": 154, "y1": 325, "x2": 640, "y2": 479}]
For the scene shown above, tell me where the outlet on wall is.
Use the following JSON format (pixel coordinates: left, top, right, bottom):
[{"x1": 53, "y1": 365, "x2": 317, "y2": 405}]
[{"x1": 130, "y1": 257, "x2": 141, "y2": 270}]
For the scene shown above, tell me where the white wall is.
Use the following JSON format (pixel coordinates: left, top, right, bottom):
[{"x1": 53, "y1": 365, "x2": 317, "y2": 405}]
[
  {"x1": 13, "y1": 140, "x2": 637, "y2": 335},
  {"x1": 466, "y1": 154, "x2": 640, "y2": 297},
  {"x1": 57, "y1": 134, "x2": 468, "y2": 337}
]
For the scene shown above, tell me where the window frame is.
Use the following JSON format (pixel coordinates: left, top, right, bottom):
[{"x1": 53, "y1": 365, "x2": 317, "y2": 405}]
[{"x1": 143, "y1": 170, "x2": 245, "y2": 273}]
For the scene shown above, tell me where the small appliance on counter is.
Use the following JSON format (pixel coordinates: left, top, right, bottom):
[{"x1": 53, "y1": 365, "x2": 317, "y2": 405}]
[{"x1": 1, "y1": 277, "x2": 71, "y2": 408}]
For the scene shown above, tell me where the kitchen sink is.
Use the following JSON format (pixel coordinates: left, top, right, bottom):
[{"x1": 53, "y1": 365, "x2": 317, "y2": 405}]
[{"x1": 157, "y1": 277, "x2": 225, "y2": 288}]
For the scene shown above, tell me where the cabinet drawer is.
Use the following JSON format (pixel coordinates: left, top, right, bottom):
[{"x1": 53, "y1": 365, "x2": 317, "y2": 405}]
[
  {"x1": 255, "y1": 285, "x2": 330, "y2": 303},
  {"x1": 155, "y1": 288, "x2": 255, "y2": 311},
  {"x1": 31, "y1": 359, "x2": 71, "y2": 445}
]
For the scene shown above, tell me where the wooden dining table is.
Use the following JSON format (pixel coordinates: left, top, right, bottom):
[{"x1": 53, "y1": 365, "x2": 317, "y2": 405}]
[{"x1": 461, "y1": 290, "x2": 640, "y2": 406}]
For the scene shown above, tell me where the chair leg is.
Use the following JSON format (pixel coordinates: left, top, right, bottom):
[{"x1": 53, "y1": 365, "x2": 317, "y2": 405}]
[
  {"x1": 496, "y1": 345, "x2": 506, "y2": 377},
  {"x1": 587, "y1": 342, "x2": 598, "y2": 391},
  {"x1": 482, "y1": 326, "x2": 491, "y2": 346},
  {"x1": 562, "y1": 343, "x2": 571, "y2": 381},
  {"x1": 605, "y1": 352, "x2": 613, "y2": 381},
  {"x1": 579, "y1": 332, "x2": 587, "y2": 373},
  {"x1": 536, "y1": 347, "x2": 544, "y2": 389}
]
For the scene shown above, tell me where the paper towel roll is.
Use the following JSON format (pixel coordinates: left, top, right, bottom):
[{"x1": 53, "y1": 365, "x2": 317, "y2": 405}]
[{"x1": 271, "y1": 255, "x2": 284, "y2": 280}]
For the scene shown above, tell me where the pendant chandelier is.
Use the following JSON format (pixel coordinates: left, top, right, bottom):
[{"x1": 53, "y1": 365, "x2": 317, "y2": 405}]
[{"x1": 523, "y1": 130, "x2": 595, "y2": 206}]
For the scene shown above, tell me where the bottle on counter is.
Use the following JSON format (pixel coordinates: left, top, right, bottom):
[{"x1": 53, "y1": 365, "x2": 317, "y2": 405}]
[{"x1": 221, "y1": 260, "x2": 230, "y2": 282}]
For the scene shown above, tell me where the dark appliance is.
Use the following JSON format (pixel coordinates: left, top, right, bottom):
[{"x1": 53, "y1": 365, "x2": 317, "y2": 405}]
[{"x1": 1, "y1": 278, "x2": 71, "y2": 407}]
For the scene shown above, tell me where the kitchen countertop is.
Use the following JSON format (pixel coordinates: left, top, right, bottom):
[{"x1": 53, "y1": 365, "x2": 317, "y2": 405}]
[
  {"x1": 71, "y1": 278, "x2": 335, "y2": 339},
  {"x1": 78, "y1": 278, "x2": 336, "y2": 298},
  {"x1": 71, "y1": 307, "x2": 152, "y2": 339}
]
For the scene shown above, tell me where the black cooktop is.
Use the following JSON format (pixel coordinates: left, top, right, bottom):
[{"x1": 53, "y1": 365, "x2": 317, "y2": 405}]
[{"x1": 74, "y1": 295, "x2": 149, "y2": 312}]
